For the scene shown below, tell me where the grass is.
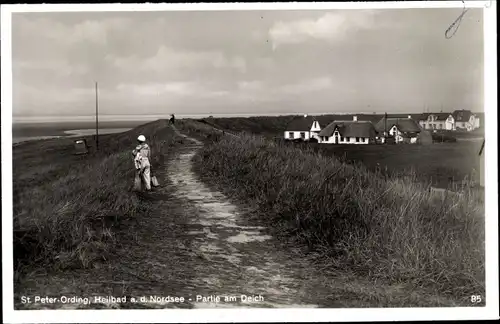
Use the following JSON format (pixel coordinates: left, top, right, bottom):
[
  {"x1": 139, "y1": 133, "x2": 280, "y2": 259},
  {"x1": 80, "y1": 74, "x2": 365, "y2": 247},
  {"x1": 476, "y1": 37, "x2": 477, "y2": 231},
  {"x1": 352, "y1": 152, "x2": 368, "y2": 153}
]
[
  {"x1": 13, "y1": 119, "x2": 183, "y2": 278},
  {"x1": 175, "y1": 119, "x2": 224, "y2": 143},
  {"x1": 177, "y1": 119, "x2": 485, "y2": 304},
  {"x1": 197, "y1": 116, "x2": 483, "y2": 190},
  {"x1": 290, "y1": 141, "x2": 482, "y2": 190}
]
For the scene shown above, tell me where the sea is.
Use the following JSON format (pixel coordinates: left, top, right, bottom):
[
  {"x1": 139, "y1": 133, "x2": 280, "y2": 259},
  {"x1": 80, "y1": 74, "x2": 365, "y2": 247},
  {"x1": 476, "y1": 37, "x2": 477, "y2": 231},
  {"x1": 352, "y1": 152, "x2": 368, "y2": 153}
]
[{"x1": 12, "y1": 128, "x2": 134, "y2": 145}]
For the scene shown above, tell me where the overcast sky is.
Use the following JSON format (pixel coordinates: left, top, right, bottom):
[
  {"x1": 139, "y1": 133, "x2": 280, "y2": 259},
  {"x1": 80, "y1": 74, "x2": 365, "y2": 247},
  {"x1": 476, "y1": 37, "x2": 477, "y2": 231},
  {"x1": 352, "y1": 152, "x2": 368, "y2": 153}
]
[{"x1": 11, "y1": 8, "x2": 484, "y2": 117}]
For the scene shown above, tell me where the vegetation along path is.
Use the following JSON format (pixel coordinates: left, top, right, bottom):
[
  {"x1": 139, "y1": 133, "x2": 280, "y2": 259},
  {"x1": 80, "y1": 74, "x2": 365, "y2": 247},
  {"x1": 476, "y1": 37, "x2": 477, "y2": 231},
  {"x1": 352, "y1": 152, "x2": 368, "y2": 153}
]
[{"x1": 167, "y1": 127, "x2": 325, "y2": 308}]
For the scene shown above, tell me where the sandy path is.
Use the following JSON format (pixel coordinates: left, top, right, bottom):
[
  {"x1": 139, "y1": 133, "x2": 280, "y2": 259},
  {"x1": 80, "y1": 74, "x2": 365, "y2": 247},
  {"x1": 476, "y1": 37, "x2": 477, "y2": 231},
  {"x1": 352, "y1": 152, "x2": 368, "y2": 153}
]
[{"x1": 168, "y1": 129, "x2": 319, "y2": 308}]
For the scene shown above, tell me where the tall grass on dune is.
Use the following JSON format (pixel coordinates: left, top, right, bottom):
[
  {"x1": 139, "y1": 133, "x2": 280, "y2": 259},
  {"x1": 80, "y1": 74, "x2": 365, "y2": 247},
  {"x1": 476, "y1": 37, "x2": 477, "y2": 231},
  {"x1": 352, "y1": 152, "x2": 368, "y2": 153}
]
[
  {"x1": 175, "y1": 119, "x2": 223, "y2": 142},
  {"x1": 13, "y1": 120, "x2": 180, "y2": 275},
  {"x1": 192, "y1": 134, "x2": 485, "y2": 299}
]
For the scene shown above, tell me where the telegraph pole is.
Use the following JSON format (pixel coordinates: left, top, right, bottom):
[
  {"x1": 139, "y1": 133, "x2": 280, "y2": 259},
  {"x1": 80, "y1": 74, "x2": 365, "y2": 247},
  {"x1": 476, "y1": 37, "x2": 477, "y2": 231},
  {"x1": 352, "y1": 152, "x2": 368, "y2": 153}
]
[
  {"x1": 95, "y1": 82, "x2": 99, "y2": 151},
  {"x1": 384, "y1": 112, "x2": 388, "y2": 140}
]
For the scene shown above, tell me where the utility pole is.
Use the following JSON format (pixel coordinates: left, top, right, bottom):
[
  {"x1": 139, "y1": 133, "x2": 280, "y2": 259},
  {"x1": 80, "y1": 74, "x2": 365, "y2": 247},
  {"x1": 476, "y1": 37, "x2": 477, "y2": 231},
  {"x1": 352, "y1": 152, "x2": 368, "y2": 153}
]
[
  {"x1": 95, "y1": 82, "x2": 99, "y2": 151},
  {"x1": 384, "y1": 112, "x2": 388, "y2": 140}
]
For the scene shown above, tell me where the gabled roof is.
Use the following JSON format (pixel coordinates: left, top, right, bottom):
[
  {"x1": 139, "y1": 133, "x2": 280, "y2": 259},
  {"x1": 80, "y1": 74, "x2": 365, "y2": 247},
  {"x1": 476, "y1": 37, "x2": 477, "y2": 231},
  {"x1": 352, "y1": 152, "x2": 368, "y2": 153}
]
[
  {"x1": 374, "y1": 118, "x2": 421, "y2": 133},
  {"x1": 452, "y1": 110, "x2": 474, "y2": 122},
  {"x1": 318, "y1": 121, "x2": 378, "y2": 138},
  {"x1": 285, "y1": 116, "x2": 319, "y2": 131},
  {"x1": 418, "y1": 113, "x2": 453, "y2": 121}
]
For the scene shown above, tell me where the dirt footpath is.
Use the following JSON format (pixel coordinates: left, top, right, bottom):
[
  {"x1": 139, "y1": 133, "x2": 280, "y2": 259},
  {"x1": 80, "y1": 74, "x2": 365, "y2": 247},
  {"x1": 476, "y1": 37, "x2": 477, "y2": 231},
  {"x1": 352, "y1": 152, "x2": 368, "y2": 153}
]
[{"x1": 166, "y1": 131, "x2": 329, "y2": 308}]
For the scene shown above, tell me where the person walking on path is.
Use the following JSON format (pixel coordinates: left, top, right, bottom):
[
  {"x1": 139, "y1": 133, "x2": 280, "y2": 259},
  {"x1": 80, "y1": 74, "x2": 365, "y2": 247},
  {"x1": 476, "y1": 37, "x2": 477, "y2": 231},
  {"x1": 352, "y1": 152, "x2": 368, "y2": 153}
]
[{"x1": 133, "y1": 135, "x2": 152, "y2": 191}]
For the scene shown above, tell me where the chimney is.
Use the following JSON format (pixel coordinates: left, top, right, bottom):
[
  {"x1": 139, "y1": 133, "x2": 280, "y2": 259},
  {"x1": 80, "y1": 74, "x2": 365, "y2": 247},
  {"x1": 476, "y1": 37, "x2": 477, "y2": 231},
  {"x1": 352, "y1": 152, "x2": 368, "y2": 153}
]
[{"x1": 353, "y1": 115, "x2": 358, "y2": 122}]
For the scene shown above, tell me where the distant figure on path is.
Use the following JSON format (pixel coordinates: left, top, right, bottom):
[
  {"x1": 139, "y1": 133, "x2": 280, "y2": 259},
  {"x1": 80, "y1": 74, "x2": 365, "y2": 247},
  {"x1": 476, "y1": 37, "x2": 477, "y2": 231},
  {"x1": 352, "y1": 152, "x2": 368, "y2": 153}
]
[
  {"x1": 133, "y1": 135, "x2": 152, "y2": 191},
  {"x1": 170, "y1": 114, "x2": 175, "y2": 125}
]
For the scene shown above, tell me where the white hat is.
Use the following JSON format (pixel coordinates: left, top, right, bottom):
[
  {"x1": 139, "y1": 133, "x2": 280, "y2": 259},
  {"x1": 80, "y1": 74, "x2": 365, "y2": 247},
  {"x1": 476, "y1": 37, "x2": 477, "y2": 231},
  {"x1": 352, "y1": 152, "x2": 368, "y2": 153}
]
[{"x1": 137, "y1": 135, "x2": 146, "y2": 142}]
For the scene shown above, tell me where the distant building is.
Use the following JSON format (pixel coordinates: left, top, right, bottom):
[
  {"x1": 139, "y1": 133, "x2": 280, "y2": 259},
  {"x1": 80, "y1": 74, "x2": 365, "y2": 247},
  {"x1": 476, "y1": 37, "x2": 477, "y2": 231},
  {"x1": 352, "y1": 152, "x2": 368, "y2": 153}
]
[
  {"x1": 284, "y1": 115, "x2": 322, "y2": 141},
  {"x1": 452, "y1": 110, "x2": 480, "y2": 131},
  {"x1": 479, "y1": 139, "x2": 485, "y2": 187},
  {"x1": 375, "y1": 116, "x2": 421, "y2": 144},
  {"x1": 418, "y1": 113, "x2": 455, "y2": 131},
  {"x1": 318, "y1": 116, "x2": 378, "y2": 144}
]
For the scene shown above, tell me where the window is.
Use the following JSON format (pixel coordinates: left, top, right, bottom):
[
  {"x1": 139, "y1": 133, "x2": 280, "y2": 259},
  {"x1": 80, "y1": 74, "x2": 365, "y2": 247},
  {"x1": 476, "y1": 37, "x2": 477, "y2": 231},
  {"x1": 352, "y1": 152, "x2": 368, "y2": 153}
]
[
  {"x1": 346, "y1": 137, "x2": 350, "y2": 142},
  {"x1": 432, "y1": 124, "x2": 436, "y2": 129},
  {"x1": 340, "y1": 136, "x2": 344, "y2": 142},
  {"x1": 355, "y1": 137, "x2": 360, "y2": 142},
  {"x1": 439, "y1": 124, "x2": 442, "y2": 129},
  {"x1": 300, "y1": 132, "x2": 306, "y2": 139},
  {"x1": 288, "y1": 132, "x2": 294, "y2": 139}
]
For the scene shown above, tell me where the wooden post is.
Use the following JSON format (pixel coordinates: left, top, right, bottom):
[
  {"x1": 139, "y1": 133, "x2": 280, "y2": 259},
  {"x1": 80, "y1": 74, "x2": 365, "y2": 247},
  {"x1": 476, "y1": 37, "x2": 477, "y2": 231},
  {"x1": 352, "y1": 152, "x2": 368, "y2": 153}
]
[
  {"x1": 95, "y1": 82, "x2": 99, "y2": 151},
  {"x1": 384, "y1": 112, "x2": 388, "y2": 140}
]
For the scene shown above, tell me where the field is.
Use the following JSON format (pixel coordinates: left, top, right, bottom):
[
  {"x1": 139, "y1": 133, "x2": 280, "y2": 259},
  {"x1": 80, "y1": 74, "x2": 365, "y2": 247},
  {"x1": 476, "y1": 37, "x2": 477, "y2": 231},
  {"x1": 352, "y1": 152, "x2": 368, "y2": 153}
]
[
  {"x1": 176, "y1": 119, "x2": 485, "y2": 305},
  {"x1": 294, "y1": 142, "x2": 482, "y2": 189},
  {"x1": 198, "y1": 116, "x2": 484, "y2": 190}
]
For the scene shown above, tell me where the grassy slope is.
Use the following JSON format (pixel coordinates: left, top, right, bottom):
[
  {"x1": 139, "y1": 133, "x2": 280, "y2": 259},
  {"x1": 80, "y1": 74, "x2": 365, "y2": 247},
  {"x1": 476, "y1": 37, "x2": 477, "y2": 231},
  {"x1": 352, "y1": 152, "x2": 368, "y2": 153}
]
[
  {"x1": 13, "y1": 119, "x2": 181, "y2": 277},
  {"x1": 201, "y1": 116, "x2": 483, "y2": 189},
  {"x1": 177, "y1": 119, "x2": 485, "y2": 305}
]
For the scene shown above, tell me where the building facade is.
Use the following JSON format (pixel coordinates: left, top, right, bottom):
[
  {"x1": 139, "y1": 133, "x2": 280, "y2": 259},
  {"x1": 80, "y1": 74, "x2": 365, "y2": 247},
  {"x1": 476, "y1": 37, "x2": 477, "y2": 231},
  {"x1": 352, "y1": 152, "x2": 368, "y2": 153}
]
[
  {"x1": 418, "y1": 113, "x2": 455, "y2": 131},
  {"x1": 318, "y1": 116, "x2": 378, "y2": 144},
  {"x1": 284, "y1": 116, "x2": 322, "y2": 141},
  {"x1": 375, "y1": 117, "x2": 421, "y2": 144},
  {"x1": 452, "y1": 110, "x2": 480, "y2": 131}
]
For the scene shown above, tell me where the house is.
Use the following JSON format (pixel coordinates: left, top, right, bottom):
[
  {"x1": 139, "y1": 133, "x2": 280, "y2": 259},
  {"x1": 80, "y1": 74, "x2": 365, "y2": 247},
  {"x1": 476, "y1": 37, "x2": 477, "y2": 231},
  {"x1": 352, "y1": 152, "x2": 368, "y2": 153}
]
[
  {"x1": 318, "y1": 116, "x2": 378, "y2": 144},
  {"x1": 452, "y1": 110, "x2": 480, "y2": 131},
  {"x1": 479, "y1": 139, "x2": 485, "y2": 187},
  {"x1": 418, "y1": 113, "x2": 455, "y2": 131},
  {"x1": 374, "y1": 116, "x2": 421, "y2": 144},
  {"x1": 284, "y1": 115, "x2": 322, "y2": 141}
]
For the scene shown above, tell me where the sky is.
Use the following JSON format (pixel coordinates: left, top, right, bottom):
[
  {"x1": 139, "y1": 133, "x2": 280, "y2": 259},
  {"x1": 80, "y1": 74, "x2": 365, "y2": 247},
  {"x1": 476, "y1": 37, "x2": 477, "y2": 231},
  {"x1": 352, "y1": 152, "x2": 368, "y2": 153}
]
[{"x1": 10, "y1": 7, "x2": 484, "y2": 118}]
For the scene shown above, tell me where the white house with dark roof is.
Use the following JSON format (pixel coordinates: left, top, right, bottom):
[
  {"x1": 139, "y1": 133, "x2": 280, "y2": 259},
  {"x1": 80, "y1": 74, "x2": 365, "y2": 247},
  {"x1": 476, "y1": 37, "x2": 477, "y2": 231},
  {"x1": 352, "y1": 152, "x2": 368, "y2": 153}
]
[
  {"x1": 375, "y1": 116, "x2": 422, "y2": 144},
  {"x1": 284, "y1": 115, "x2": 322, "y2": 141},
  {"x1": 452, "y1": 110, "x2": 480, "y2": 131},
  {"x1": 318, "y1": 116, "x2": 378, "y2": 144},
  {"x1": 418, "y1": 113, "x2": 455, "y2": 131}
]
